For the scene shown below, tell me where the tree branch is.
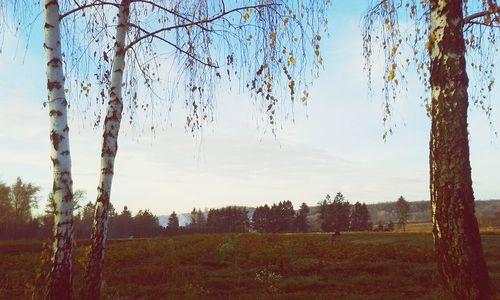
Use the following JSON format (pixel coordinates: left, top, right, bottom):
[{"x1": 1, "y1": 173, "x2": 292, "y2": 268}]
[
  {"x1": 128, "y1": 23, "x2": 219, "y2": 68},
  {"x1": 60, "y1": 1, "x2": 119, "y2": 20},
  {"x1": 466, "y1": 20, "x2": 500, "y2": 29},
  {"x1": 463, "y1": 9, "x2": 498, "y2": 24},
  {"x1": 124, "y1": 3, "x2": 279, "y2": 53},
  {"x1": 130, "y1": 0, "x2": 211, "y2": 32}
]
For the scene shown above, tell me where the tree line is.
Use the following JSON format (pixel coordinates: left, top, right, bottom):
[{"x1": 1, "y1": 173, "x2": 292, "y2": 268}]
[
  {"x1": 0, "y1": 178, "x2": 164, "y2": 239},
  {"x1": 1, "y1": 178, "x2": 399, "y2": 239},
  {"x1": 166, "y1": 193, "x2": 375, "y2": 235}
]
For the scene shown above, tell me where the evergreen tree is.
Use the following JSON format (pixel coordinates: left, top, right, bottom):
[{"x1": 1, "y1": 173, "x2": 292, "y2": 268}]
[
  {"x1": 206, "y1": 206, "x2": 249, "y2": 233},
  {"x1": 0, "y1": 182, "x2": 12, "y2": 239},
  {"x1": 319, "y1": 193, "x2": 350, "y2": 233},
  {"x1": 295, "y1": 202, "x2": 310, "y2": 232},
  {"x1": 252, "y1": 204, "x2": 271, "y2": 233},
  {"x1": 360, "y1": 203, "x2": 371, "y2": 231},
  {"x1": 189, "y1": 208, "x2": 206, "y2": 233},
  {"x1": 134, "y1": 210, "x2": 160, "y2": 237},
  {"x1": 274, "y1": 200, "x2": 295, "y2": 232},
  {"x1": 350, "y1": 202, "x2": 372, "y2": 231},
  {"x1": 74, "y1": 201, "x2": 94, "y2": 239},
  {"x1": 167, "y1": 211, "x2": 180, "y2": 234},
  {"x1": 112, "y1": 206, "x2": 134, "y2": 238}
]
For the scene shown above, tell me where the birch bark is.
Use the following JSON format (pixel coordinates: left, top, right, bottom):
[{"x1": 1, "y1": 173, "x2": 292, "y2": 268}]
[
  {"x1": 84, "y1": 1, "x2": 130, "y2": 298},
  {"x1": 43, "y1": 0, "x2": 74, "y2": 299},
  {"x1": 429, "y1": 0, "x2": 491, "y2": 298}
]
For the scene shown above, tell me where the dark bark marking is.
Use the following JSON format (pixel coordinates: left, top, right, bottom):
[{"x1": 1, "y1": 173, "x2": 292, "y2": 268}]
[
  {"x1": 50, "y1": 130, "x2": 64, "y2": 151},
  {"x1": 43, "y1": 43, "x2": 54, "y2": 51},
  {"x1": 49, "y1": 110, "x2": 63, "y2": 117},
  {"x1": 47, "y1": 57, "x2": 62, "y2": 67},
  {"x1": 45, "y1": 0, "x2": 59, "y2": 8},
  {"x1": 51, "y1": 157, "x2": 60, "y2": 166},
  {"x1": 48, "y1": 80, "x2": 63, "y2": 90}
]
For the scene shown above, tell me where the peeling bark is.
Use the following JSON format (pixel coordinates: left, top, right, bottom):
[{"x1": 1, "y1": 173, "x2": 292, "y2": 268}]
[
  {"x1": 429, "y1": 1, "x2": 491, "y2": 299},
  {"x1": 84, "y1": 1, "x2": 130, "y2": 299},
  {"x1": 43, "y1": 0, "x2": 74, "y2": 299}
]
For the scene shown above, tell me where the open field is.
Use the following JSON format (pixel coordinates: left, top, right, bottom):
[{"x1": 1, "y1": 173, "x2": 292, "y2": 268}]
[{"x1": 1, "y1": 232, "x2": 499, "y2": 299}]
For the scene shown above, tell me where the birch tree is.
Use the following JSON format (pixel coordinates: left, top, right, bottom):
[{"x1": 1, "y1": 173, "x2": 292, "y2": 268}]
[
  {"x1": 83, "y1": 1, "x2": 131, "y2": 298},
  {"x1": 1, "y1": 1, "x2": 77, "y2": 298},
  {"x1": 363, "y1": 0, "x2": 498, "y2": 298},
  {"x1": 44, "y1": 1, "x2": 75, "y2": 298},
  {"x1": 49, "y1": 1, "x2": 330, "y2": 298}
]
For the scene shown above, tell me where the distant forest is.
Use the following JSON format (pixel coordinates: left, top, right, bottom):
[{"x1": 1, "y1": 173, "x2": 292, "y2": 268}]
[{"x1": 1, "y1": 177, "x2": 499, "y2": 240}]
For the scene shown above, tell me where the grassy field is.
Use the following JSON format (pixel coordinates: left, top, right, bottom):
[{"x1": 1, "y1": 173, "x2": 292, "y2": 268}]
[{"x1": 1, "y1": 232, "x2": 499, "y2": 299}]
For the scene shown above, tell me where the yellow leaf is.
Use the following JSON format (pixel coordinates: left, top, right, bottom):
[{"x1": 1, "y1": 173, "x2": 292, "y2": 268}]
[
  {"x1": 243, "y1": 13, "x2": 250, "y2": 21},
  {"x1": 388, "y1": 64, "x2": 396, "y2": 81},
  {"x1": 391, "y1": 46, "x2": 397, "y2": 57},
  {"x1": 388, "y1": 71, "x2": 395, "y2": 81},
  {"x1": 283, "y1": 18, "x2": 289, "y2": 26},
  {"x1": 485, "y1": 16, "x2": 491, "y2": 26},
  {"x1": 289, "y1": 57, "x2": 296, "y2": 64},
  {"x1": 269, "y1": 32, "x2": 277, "y2": 39},
  {"x1": 425, "y1": 41, "x2": 431, "y2": 49}
]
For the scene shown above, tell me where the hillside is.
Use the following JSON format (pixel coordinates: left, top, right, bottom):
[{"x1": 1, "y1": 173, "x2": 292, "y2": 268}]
[{"x1": 365, "y1": 199, "x2": 500, "y2": 227}]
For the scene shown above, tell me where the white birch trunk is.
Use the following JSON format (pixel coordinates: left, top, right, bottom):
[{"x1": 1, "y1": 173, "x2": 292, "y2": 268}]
[
  {"x1": 44, "y1": 0, "x2": 74, "y2": 299},
  {"x1": 84, "y1": 1, "x2": 130, "y2": 298}
]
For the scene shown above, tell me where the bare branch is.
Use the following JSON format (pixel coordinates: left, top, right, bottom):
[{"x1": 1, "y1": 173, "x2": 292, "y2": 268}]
[
  {"x1": 124, "y1": 3, "x2": 279, "y2": 52},
  {"x1": 129, "y1": 0, "x2": 211, "y2": 32},
  {"x1": 60, "y1": 1, "x2": 119, "y2": 20},
  {"x1": 463, "y1": 9, "x2": 499, "y2": 24},
  {"x1": 128, "y1": 23, "x2": 219, "y2": 68}
]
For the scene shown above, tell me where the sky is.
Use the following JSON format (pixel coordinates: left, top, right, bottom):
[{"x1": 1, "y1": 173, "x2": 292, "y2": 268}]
[{"x1": 0, "y1": 2, "x2": 499, "y2": 216}]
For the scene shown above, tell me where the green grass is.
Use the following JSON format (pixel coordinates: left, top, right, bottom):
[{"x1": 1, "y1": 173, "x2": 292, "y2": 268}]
[{"x1": 1, "y1": 232, "x2": 499, "y2": 299}]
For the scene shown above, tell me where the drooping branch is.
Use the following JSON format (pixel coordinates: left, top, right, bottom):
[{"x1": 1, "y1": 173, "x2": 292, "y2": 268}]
[
  {"x1": 124, "y1": 3, "x2": 279, "y2": 52},
  {"x1": 129, "y1": 0, "x2": 212, "y2": 32},
  {"x1": 128, "y1": 23, "x2": 219, "y2": 68}
]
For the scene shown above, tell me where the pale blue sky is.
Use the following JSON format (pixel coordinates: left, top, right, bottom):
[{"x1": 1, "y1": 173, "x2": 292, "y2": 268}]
[{"x1": 0, "y1": 2, "x2": 499, "y2": 216}]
